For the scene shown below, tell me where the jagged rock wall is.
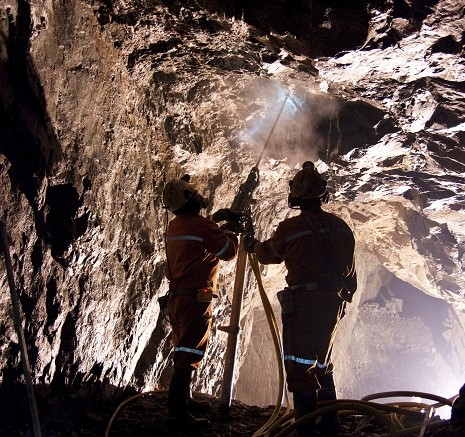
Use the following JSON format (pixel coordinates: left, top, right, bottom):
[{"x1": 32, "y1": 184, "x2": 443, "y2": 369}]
[
  {"x1": 0, "y1": 0, "x2": 464, "y2": 418},
  {"x1": 235, "y1": 0, "x2": 465, "y2": 406},
  {"x1": 0, "y1": 0, "x2": 175, "y2": 399}
]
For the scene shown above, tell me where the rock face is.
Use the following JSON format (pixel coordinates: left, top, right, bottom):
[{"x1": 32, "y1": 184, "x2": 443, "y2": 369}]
[{"x1": 0, "y1": 0, "x2": 464, "y2": 426}]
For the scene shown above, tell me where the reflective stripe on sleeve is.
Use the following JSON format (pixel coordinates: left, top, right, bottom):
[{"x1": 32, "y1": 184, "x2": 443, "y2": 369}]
[
  {"x1": 286, "y1": 226, "x2": 350, "y2": 243},
  {"x1": 175, "y1": 346, "x2": 205, "y2": 356},
  {"x1": 284, "y1": 354, "x2": 329, "y2": 369},
  {"x1": 215, "y1": 238, "x2": 230, "y2": 257},
  {"x1": 168, "y1": 235, "x2": 203, "y2": 242},
  {"x1": 285, "y1": 230, "x2": 314, "y2": 242}
]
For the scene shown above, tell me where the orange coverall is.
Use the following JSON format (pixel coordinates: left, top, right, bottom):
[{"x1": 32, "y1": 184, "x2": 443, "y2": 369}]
[
  {"x1": 165, "y1": 213, "x2": 238, "y2": 369},
  {"x1": 255, "y1": 209, "x2": 357, "y2": 392}
]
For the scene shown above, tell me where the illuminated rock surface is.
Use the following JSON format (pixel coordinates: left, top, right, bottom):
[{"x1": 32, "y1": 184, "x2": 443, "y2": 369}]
[{"x1": 0, "y1": 0, "x2": 464, "y2": 434}]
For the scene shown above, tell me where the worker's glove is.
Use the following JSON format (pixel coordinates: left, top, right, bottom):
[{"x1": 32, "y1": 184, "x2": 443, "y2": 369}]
[
  {"x1": 243, "y1": 235, "x2": 259, "y2": 253},
  {"x1": 220, "y1": 222, "x2": 239, "y2": 233},
  {"x1": 213, "y1": 208, "x2": 254, "y2": 235},
  {"x1": 212, "y1": 208, "x2": 241, "y2": 223}
]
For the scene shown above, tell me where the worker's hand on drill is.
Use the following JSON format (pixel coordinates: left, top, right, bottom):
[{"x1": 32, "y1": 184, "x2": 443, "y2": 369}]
[
  {"x1": 212, "y1": 208, "x2": 240, "y2": 223},
  {"x1": 220, "y1": 222, "x2": 240, "y2": 234},
  {"x1": 243, "y1": 235, "x2": 259, "y2": 253}
]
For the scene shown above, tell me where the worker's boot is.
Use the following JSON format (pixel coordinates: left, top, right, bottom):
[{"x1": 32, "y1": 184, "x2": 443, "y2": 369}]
[
  {"x1": 168, "y1": 367, "x2": 210, "y2": 429},
  {"x1": 293, "y1": 390, "x2": 317, "y2": 437},
  {"x1": 317, "y1": 373, "x2": 340, "y2": 435},
  {"x1": 187, "y1": 369, "x2": 211, "y2": 413},
  {"x1": 189, "y1": 388, "x2": 211, "y2": 413}
]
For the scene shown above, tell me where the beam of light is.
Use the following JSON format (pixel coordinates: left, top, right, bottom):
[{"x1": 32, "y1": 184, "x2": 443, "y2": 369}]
[
  {"x1": 407, "y1": 375, "x2": 462, "y2": 420},
  {"x1": 239, "y1": 85, "x2": 303, "y2": 153},
  {"x1": 239, "y1": 82, "x2": 294, "y2": 154},
  {"x1": 237, "y1": 79, "x2": 340, "y2": 165},
  {"x1": 286, "y1": 93, "x2": 305, "y2": 116}
]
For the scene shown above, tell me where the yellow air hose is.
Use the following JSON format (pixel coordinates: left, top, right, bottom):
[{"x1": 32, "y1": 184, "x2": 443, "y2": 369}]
[
  {"x1": 245, "y1": 255, "x2": 455, "y2": 437},
  {"x1": 247, "y1": 254, "x2": 455, "y2": 437},
  {"x1": 105, "y1": 252, "x2": 288, "y2": 437},
  {"x1": 248, "y1": 253, "x2": 291, "y2": 437},
  {"x1": 104, "y1": 390, "x2": 166, "y2": 437},
  {"x1": 104, "y1": 261, "x2": 456, "y2": 437}
]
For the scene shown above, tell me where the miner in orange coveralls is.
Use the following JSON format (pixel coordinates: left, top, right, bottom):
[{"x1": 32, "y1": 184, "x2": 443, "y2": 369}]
[
  {"x1": 162, "y1": 174, "x2": 238, "y2": 428},
  {"x1": 244, "y1": 162, "x2": 357, "y2": 437}
]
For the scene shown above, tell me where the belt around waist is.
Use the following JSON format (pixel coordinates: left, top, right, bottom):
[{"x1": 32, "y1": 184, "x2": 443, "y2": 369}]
[
  {"x1": 287, "y1": 282, "x2": 336, "y2": 292},
  {"x1": 170, "y1": 288, "x2": 215, "y2": 297},
  {"x1": 287, "y1": 283, "x2": 320, "y2": 292}
]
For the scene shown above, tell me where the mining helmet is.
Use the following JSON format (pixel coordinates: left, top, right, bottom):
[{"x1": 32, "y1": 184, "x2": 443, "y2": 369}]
[
  {"x1": 162, "y1": 174, "x2": 196, "y2": 213},
  {"x1": 289, "y1": 161, "x2": 327, "y2": 203}
]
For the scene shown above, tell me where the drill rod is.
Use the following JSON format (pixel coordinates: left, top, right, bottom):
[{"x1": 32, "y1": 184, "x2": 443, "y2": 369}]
[{"x1": 218, "y1": 237, "x2": 248, "y2": 414}]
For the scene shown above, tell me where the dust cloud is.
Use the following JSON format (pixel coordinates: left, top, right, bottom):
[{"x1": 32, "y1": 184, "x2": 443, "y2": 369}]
[{"x1": 236, "y1": 78, "x2": 340, "y2": 166}]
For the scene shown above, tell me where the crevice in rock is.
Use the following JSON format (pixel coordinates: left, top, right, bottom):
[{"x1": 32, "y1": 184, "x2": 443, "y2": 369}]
[
  {"x1": 132, "y1": 311, "x2": 172, "y2": 387},
  {"x1": 42, "y1": 184, "x2": 89, "y2": 262},
  {"x1": 51, "y1": 309, "x2": 79, "y2": 392},
  {"x1": 127, "y1": 38, "x2": 183, "y2": 70},
  {"x1": 45, "y1": 277, "x2": 60, "y2": 331},
  {"x1": 30, "y1": 238, "x2": 43, "y2": 275},
  {"x1": 321, "y1": 100, "x2": 393, "y2": 159},
  {"x1": 392, "y1": 0, "x2": 439, "y2": 28},
  {"x1": 430, "y1": 34, "x2": 463, "y2": 54}
]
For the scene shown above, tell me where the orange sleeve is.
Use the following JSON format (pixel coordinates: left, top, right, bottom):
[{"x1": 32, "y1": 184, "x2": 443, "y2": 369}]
[{"x1": 201, "y1": 218, "x2": 239, "y2": 261}]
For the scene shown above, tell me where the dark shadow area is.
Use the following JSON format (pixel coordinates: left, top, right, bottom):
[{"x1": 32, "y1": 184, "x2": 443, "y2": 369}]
[
  {"x1": 0, "y1": 2, "x2": 91, "y2": 265},
  {"x1": 319, "y1": 101, "x2": 397, "y2": 156},
  {"x1": 43, "y1": 184, "x2": 89, "y2": 260},
  {"x1": 0, "y1": 379, "x2": 137, "y2": 436},
  {"x1": 0, "y1": 2, "x2": 62, "y2": 204},
  {"x1": 318, "y1": 100, "x2": 398, "y2": 160},
  {"x1": 0, "y1": 377, "x2": 455, "y2": 436},
  {"x1": 430, "y1": 35, "x2": 463, "y2": 55},
  {"x1": 91, "y1": 0, "x2": 371, "y2": 57},
  {"x1": 392, "y1": 0, "x2": 440, "y2": 29},
  {"x1": 194, "y1": 0, "x2": 441, "y2": 56},
  {"x1": 197, "y1": 0, "x2": 371, "y2": 57},
  {"x1": 45, "y1": 277, "x2": 60, "y2": 331}
]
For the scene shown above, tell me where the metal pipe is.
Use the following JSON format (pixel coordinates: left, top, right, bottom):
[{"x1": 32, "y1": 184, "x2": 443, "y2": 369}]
[
  {"x1": 0, "y1": 221, "x2": 42, "y2": 437},
  {"x1": 218, "y1": 238, "x2": 248, "y2": 414}
]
